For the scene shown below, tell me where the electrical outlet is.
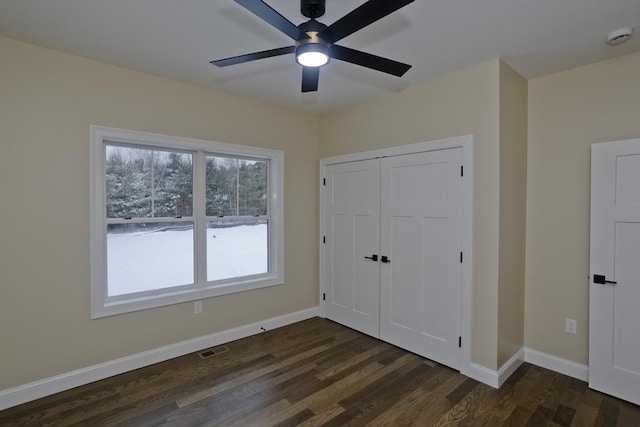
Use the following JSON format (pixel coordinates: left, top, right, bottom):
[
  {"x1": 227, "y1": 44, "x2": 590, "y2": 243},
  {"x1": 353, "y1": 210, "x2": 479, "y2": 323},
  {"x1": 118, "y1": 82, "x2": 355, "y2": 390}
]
[
  {"x1": 565, "y1": 318, "x2": 577, "y2": 334},
  {"x1": 194, "y1": 301, "x2": 203, "y2": 314}
]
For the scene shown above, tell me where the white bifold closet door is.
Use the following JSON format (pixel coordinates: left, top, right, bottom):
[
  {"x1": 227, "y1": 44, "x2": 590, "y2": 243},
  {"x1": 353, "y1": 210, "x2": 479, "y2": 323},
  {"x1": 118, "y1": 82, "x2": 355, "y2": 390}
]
[{"x1": 323, "y1": 147, "x2": 463, "y2": 369}]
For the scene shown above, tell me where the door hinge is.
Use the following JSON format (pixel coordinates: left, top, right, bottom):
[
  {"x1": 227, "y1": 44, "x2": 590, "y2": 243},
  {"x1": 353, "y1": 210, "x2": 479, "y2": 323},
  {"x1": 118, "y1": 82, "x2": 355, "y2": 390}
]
[
  {"x1": 459, "y1": 336, "x2": 462, "y2": 348},
  {"x1": 461, "y1": 165, "x2": 464, "y2": 177},
  {"x1": 323, "y1": 178, "x2": 326, "y2": 186},
  {"x1": 323, "y1": 293, "x2": 326, "y2": 301},
  {"x1": 323, "y1": 236, "x2": 326, "y2": 244},
  {"x1": 460, "y1": 252, "x2": 463, "y2": 263}
]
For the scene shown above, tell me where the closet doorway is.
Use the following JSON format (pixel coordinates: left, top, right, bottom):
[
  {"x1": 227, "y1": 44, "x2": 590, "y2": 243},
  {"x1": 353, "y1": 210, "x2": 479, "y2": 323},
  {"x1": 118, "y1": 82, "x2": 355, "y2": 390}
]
[{"x1": 320, "y1": 136, "x2": 472, "y2": 370}]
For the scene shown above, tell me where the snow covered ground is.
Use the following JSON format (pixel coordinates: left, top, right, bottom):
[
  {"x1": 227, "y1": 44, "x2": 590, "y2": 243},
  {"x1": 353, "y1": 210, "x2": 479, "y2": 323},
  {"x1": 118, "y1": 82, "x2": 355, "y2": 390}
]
[{"x1": 107, "y1": 224, "x2": 268, "y2": 296}]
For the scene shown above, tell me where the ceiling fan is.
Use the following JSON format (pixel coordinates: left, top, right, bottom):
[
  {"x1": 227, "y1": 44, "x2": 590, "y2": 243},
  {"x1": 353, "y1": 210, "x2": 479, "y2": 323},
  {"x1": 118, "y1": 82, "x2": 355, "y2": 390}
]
[{"x1": 211, "y1": 0, "x2": 415, "y2": 92}]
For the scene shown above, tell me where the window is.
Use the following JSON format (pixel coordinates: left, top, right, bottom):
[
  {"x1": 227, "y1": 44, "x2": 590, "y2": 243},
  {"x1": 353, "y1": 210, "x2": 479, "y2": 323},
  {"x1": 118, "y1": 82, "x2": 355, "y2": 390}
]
[{"x1": 91, "y1": 126, "x2": 284, "y2": 318}]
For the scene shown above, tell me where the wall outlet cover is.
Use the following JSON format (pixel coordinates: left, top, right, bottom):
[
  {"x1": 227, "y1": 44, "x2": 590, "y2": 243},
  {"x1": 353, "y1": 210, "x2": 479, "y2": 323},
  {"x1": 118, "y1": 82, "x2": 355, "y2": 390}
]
[{"x1": 565, "y1": 318, "x2": 577, "y2": 334}]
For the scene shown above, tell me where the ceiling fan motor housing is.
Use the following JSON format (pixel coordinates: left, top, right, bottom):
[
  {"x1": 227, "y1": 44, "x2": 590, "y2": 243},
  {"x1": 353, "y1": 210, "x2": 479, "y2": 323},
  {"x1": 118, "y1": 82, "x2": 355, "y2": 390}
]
[
  {"x1": 297, "y1": 19, "x2": 328, "y2": 40},
  {"x1": 296, "y1": 20, "x2": 330, "y2": 50},
  {"x1": 301, "y1": 0, "x2": 326, "y2": 19}
]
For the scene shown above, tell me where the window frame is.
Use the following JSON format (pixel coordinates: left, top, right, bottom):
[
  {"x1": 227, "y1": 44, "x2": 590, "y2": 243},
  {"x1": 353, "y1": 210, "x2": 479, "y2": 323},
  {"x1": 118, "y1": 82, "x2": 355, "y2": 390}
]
[{"x1": 90, "y1": 125, "x2": 284, "y2": 318}]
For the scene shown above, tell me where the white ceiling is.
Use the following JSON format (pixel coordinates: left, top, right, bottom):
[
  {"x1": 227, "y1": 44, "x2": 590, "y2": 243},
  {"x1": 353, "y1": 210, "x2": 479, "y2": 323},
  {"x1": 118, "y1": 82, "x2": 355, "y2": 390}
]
[{"x1": 1, "y1": 0, "x2": 638, "y2": 114}]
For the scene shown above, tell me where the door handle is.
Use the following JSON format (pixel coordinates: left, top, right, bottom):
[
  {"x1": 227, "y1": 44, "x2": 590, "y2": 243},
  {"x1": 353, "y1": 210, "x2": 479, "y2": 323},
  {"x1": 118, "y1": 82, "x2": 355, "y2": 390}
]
[
  {"x1": 380, "y1": 256, "x2": 391, "y2": 264},
  {"x1": 593, "y1": 274, "x2": 617, "y2": 285},
  {"x1": 364, "y1": 254, "x2": 378, "y2": 261}
]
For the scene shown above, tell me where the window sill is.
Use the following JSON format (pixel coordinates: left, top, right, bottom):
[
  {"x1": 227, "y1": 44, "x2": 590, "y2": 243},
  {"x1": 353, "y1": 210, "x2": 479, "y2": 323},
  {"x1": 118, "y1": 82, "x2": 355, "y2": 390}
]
[{"x1": 91, "y1": 275, "x2": 284, "y2": 319}]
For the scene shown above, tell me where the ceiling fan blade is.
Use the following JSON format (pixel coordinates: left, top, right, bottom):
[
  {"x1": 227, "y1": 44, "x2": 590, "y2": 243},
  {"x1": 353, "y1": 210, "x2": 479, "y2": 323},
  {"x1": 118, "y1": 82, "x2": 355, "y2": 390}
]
[
  {"x1": 211, "y1": 46, "x2": 295, "y2": 67},
  {"x1": 234, "y1": 0, "x2": 309, "y2": 41},
  {"x1": 331, "y1": 45, "x2": 411, "y2": 77},
  {"x1": 319, "y1": 0, "x2": 414, "y2": 44},
  {"x1": 302, "y1": 67, "x2": 320, "y2": 92}
]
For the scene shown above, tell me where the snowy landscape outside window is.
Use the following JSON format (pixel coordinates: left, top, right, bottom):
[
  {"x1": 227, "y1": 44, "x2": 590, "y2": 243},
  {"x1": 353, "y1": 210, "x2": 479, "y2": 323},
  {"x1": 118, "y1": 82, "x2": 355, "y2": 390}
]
[{"x1": 90, "y1": 126, "x2": 284, "y2": 318}]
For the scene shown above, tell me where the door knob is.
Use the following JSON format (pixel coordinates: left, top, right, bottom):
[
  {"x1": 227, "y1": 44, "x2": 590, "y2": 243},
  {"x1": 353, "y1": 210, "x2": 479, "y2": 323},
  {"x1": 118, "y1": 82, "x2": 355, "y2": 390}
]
[
  {"x1": 594, "y1": 274, "x2": 617, "y2": 285},
  {"x1": 364, "y1": 254, "x2": 378, "y2": 261},
  {"x1": 381, "y1": 256, "x2": 391, "y2": 263}
]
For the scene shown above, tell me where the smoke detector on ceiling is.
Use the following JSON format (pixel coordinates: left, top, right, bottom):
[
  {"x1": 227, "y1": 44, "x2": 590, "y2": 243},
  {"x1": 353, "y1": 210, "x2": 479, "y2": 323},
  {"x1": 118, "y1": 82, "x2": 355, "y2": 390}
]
[{"x1": 606, "y1": 28, "x2": 633, "y2": 46}]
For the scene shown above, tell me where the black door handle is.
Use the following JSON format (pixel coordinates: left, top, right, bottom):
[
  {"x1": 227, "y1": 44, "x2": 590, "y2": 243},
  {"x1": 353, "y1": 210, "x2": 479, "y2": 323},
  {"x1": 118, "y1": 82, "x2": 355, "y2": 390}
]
[
  {"x1": 381, "y1": 256, "x2": 391, "y2": 264},
  {"x1": 594, "y1": 274, "x2": 617, "y2": 285},
  {"x1": 364, "y1": 254, "x2": 378, "y2": 261}
]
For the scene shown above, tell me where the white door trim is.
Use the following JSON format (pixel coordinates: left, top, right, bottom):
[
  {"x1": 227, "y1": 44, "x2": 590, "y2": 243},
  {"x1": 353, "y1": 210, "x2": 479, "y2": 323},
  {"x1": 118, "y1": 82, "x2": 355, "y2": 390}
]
[{"x1": 319, "y1": 135, "x2": 474, "y2": 378}]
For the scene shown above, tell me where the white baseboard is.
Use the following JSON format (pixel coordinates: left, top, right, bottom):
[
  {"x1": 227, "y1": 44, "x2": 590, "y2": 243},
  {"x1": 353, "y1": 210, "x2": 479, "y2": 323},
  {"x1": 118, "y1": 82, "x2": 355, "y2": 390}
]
[
  {"x1": 462, "y1": 348, "x2": 524, "y2": 389},
  {"x1": 0, "y1": 318, "x2": 591, "y2": 411},
  {"x1": 524, "y1": 347, "x2": 589, "y2": 381},
  {"x1": 0, "y1": 306, "x2": 320, "y2": 411},
  {"x1": 498, "y1": 348, "x2": 525, "y2": 387},
  {"x1": 462, "y1": 362, "x2": 501, "y2": 388},
  {"x1": 463, "y1": 347, "x2": 588, "y2": 389}
]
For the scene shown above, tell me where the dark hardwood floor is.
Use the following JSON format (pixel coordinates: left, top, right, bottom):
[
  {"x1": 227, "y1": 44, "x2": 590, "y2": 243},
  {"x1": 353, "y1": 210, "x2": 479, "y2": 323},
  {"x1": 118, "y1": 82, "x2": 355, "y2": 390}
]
[{"x1": 1, "y1": 317, "x2": 638, "y2": 426}]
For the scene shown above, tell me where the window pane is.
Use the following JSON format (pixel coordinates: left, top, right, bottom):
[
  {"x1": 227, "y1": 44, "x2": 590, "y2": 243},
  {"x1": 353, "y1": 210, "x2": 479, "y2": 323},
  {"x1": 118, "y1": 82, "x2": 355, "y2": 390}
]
[
  {"x1": 238, "y1": 159, "x2": 268, "y2": 216},
  {"x1": 205, "y1": 156, "x2": 238, "y2": 217},
  {"x1": 153, "y1": 151, "x2": 193, "y2": 217},
  {"x1": 106, "y1": 145, "x2": 152, "y2": 218},
  {"x1": 207, "y1": 219, "x2": 268, "y2": 281},
  {"x1": 107, "y1": 222, "x2": 194, "y2": 296},
  {"x1": 106, "y1": 145, "x2": 193, "y2": 219},
  {"x1": 206, "y1": 156, "x2": 268, "y2": 217}
]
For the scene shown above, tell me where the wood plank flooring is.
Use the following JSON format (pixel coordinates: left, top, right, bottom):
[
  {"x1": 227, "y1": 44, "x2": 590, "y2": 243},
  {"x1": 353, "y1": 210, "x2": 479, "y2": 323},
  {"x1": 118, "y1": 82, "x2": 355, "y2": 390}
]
[{"x1": 1, "y1": 317, "x2": 638, "y2": 426}]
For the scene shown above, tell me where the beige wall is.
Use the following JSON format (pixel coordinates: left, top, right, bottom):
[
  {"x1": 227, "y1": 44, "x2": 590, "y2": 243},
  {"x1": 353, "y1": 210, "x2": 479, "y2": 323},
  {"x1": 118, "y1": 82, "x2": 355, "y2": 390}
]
[
  {"x1": 497, "y1": 61, "x2": 527, "y2": 367},
  {"x1": 3, "y1": 33, "x2": 636, "y2": 393},
  {"x1": 525, "y1": 52, "x2": 640, "y2": 365},
  {"x1": 320, "y1": 60, "x2": 502, "y2": 369},
  {"x1": 0, "y1": 37, "x2": 320, "y2": 389}
]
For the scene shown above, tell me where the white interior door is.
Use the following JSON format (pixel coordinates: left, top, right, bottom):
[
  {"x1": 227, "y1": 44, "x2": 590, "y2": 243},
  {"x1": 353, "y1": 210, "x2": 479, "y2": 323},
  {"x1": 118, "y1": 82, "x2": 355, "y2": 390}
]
[
  {"x1": 323, "y1": 159, "x2": 381, "y2": 338},
  {"x1": 379, "y1": 148, "x2": 463, "y2": 369},
  {"x1": 589, "y1": 138, "x2": 640, "y2": 405}
]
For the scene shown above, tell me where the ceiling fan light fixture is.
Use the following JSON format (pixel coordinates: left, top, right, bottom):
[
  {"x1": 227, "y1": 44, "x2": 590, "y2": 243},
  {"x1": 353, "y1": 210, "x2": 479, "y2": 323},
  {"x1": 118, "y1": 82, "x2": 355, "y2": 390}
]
[{"x1": 296, "y1": 43, "x2": 330, "y2": 67}]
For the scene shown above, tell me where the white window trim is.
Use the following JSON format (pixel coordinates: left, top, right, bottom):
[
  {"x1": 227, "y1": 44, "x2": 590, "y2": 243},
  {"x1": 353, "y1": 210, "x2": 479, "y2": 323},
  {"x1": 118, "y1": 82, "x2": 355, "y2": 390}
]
[{"x1": 90, "y1": 125, "x2": 284, "y2": 318}]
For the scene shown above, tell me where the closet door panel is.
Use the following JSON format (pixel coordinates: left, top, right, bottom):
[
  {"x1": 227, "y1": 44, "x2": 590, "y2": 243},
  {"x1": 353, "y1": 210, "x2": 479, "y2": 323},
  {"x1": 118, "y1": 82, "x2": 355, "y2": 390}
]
[
  {"x1": 420, "y1": 217, "x2": 449, "y2": 340},
  {"x1": 388, "y1": 216, "x2": 420, "y2": 330}
]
